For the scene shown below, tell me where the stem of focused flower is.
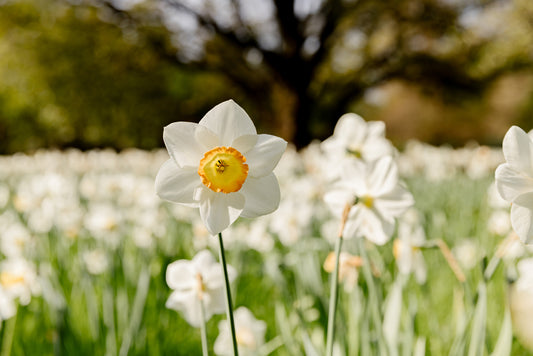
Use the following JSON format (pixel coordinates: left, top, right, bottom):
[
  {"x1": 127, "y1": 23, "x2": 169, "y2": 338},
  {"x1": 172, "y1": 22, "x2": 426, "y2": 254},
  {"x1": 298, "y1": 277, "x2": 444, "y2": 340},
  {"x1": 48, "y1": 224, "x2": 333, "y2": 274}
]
[
  {"x1": 326, "y1": 203, "x2": 351, "y2": 356},
  {"x1": 199, "y1": 297, "x2": 209, "y2": 356},
  {"x1": 218, "y1": 232, "x2": 239, "y2": 356}
]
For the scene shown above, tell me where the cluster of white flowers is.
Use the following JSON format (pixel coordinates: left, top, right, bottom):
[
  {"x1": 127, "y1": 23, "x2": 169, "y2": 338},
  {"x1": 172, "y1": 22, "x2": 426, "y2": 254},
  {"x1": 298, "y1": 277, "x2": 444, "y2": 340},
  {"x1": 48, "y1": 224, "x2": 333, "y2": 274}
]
[{"x1": 3, "y1": 99, "x2": 533, "y2": 353}]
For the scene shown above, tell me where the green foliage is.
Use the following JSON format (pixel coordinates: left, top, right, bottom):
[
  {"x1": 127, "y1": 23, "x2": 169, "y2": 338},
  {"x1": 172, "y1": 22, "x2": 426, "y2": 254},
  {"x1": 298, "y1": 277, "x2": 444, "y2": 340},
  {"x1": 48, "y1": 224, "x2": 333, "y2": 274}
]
[{"x1": 0, "y1": 0, "x2": 238, "y2": 153}]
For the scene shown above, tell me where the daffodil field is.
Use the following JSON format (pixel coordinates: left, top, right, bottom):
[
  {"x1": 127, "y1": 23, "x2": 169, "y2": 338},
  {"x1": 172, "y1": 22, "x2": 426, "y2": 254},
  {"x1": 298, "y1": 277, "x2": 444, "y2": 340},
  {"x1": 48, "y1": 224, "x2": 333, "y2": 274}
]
[{"x1": 2, "y1": 102, "x2": 533, "y2": 356}]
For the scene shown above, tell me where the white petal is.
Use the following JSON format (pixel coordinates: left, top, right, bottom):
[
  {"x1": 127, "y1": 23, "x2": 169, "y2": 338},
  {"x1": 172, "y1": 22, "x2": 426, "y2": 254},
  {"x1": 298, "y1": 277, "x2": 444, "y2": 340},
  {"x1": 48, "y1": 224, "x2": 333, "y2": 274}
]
[
  {"x1": 333, "y1": 113, "x2": 367, "y2": 144},
  {"x1": 231, "y1": 134, "x2": 258, "y2": 153},
  {"x1": 502, "y1": 126, "x2": 533, "y2": 177},
  {"x1": 166, "y1": 260, "x2": 196, "y2": 290},
  {"x1": 192, "y1": 250, "x2": 216, "y2": 269},
  {"x1": 374, "y1": 185, "x2": 414, "y2": 217},
  {"x1": 199, "y1": 100, "x2": 257, "y2": 146},
  {"x1": 198, "y1": 188, "x2": 245, "y2": 235},
  {"x1": 166, "y1": 292, "x2": 203, "y2": 327},
  {"x1": 163, "y1": 122, "x2": 217, "y2": 168},
  {"x1": 367, "y1": 156, "x2": 399, "y2": 196},
  {"x1": 203, "y1": 265, "x2": 225, "y2": 290},
  {"x1": 155, "y1": 160, "x2": 201, "y2": 207},
  {"x1": 240, "y1": 173, "x2": 280, "y2": 218},
  {"x1": 495, "y1": 163, "x2": 533, "y2": 203},
  {"x1": 339, "y1": 160, "x2": 367, "y2": 195},
  {"x1": 511, "y1": 193, "x2": 533, "y2": 244},
  {"x1": 204, "y1": 285, "x2": 227, "y2": 315},
  {"x1": 245, "y1": 135, "x2": 287, "y2": 177},
  {"x1": 366, "y1": 120, "x2": 386, "y2": 139},
  {"x1": 323, "y1": 187, "x2": 355, "y2": 218},
  {"x1": 360, "y1": 208, "x2": 394, "y2": 245}
]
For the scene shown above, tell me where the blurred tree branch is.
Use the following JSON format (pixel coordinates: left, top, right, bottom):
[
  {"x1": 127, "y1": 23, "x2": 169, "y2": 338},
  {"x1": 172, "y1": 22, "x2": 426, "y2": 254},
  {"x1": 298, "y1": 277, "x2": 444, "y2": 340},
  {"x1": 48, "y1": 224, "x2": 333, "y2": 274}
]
[{"x1": 77, "y1": 0, "x2": 533, "y2": 146}]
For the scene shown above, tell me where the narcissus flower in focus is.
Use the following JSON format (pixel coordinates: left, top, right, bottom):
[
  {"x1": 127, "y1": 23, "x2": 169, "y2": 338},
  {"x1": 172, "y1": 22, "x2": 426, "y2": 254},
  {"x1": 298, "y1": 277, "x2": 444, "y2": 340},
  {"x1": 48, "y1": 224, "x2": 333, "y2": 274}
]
[
  {"x1": 156, "y1": 100, "x2": 287, "y2": 235},
  {"x1": 324, "y1": 157, "x2": 414, "y2": 245},
  {"x1": 165, "y1": 250, "x2": 236, "y2": 327},
  {"x1": 495, "y1": 126, "x2": 533, "y2": 243}
]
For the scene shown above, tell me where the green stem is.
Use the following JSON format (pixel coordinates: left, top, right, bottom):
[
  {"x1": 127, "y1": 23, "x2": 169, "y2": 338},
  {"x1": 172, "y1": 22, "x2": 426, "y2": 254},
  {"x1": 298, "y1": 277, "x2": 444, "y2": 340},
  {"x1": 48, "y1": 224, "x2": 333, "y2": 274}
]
[
  {"x1": 218, "y1": 232, "x2": 239, "y2": 356},
  {"x1": 199, "y1": 297, "x2": 209, "y2": 356},
  {"x1": 326, "y1": 235, "x2": 343, "y2": 356},
  {"x1": 358, "y1": 238, "x2": 387, "y2": 355},
  {"x1": 1, "y1": 307, "x2": 17, "y2": 356}
]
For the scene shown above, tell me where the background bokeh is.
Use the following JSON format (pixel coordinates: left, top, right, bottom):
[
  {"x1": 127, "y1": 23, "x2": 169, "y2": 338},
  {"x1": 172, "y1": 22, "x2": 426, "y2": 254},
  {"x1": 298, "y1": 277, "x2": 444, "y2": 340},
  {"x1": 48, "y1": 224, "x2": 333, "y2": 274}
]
[{"x1": 2, "y1": 0, "x2": 533, "y2": 153}]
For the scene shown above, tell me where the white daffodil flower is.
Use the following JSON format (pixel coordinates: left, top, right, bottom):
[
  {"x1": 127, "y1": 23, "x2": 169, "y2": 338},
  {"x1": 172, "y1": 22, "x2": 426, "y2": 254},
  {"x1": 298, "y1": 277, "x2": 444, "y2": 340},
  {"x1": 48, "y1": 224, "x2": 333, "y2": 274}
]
[
  {"x1": 214, "y1": 306, "x2": 267, "y2": 356},
  {"x1": 322, "y1": 113, "x2": 394, "y2": 161},
  {"x1": 155, "y1": 100, "x2": 287, "y2": 235},
  {"x1": 324, "y1": 156, "x2": 414, "y2": 245},
  {"x1": 509, "y1": 257, "x2": 533, "y2": 351},
  {"x1": 165, "y1": 249, "x2": 236, "y2": 328},
  {"x1": 393, "y1": 209, "x2": 427, "y2": 284},
  {"x1": 495, "y1": 126, "x2": 533, "y2": 243},
  {"x1": 321, "y1": 113, "x2": 395, "y2": 180}
]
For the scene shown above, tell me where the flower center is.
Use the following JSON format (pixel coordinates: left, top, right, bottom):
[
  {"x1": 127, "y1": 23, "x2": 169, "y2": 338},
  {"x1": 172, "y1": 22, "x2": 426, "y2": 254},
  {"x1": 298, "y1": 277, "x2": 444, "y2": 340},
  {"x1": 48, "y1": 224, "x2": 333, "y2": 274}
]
[
  {"x1": 198, "y1": 146, "x2": 249, "y2": 193},
  {"x1": 0, "y1": 272, "x2": 24, "y2": 287},
  {"x1": 359, "y1": 195, "x2": 374, "y2": 208}
]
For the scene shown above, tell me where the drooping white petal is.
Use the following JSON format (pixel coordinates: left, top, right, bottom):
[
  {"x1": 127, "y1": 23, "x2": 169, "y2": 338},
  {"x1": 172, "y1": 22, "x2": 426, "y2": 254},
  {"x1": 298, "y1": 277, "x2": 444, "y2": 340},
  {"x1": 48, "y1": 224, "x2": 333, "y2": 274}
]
[
  {"x1": 199, "y1": 100, "x2": 257, "y2": 146},
  {"x1": 374, "y1": 185, "x2": 414, "y2": 217},
  {"x1": 155, "y1": 160, "x2": 201, "y2": 207},
  {"x1": 359, "y1": 208, "x2": 395, "y2": 245},
  {"x1": 166, "y1": 260, "x2": 196, "y2": 290},
  {"x1": 495, "y1": 163, "x2": 533, "y2": 203},
  {"x1": 245, "y1": 135, "x2": 287, "y2": 177},
  {"x1": 204, "y1": 284, "x2": 227, "y2": 315},
  {"x1": 367, "y1": 156, "x2": 398, "y2": 196},
  {"x1": 163, "y1": 122, "x2": 217, "y2": 168},
  {"x1": 240, "y1": 173, "x2": 280, "y2": 218},
  {"x1": 231, "y1": 134, "x2": 258, "y2": 153},
  {"x1": 502, "y1": 126, "x2": 533, "y2": 177},
  {"x1": 198, "y1": 188, "x2": 245, "y2": 235},
  {"x1": 166, "y1": 291, "x2": 202, "y2": 327},
  {"x1": 511, "y1": 193, "x2": 533, "y2": 243}
]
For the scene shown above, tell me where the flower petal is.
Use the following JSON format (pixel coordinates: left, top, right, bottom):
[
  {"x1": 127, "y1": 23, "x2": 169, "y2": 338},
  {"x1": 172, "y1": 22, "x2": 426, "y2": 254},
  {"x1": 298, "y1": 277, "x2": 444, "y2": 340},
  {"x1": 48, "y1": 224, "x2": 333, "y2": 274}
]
[
  {"x1": 199, "y1": 100, "x2": 257, "y2": 146},
  {"x1": 163, "y1": 122, "x2": 218, "y2": 168},
  {"x1": 374, "y1": 185, "x2": 414, "y2": 217},
  {"x1": 324, "y1": 187, "x2": 355, "y2": 218},
  {"x1": 240, "y1": 173, "x2": 281, "y2": 218},
  {"x1": 502, "y1": 126, "x2": 533, "y2": 177},
  {"x1": 367, "y1": 156, "x2": 399, "y2": 196},
  {"x1": 511, "y1": 193, "x2": 533, "y2": 244},
  {"x1": 333, "y1": 113, "x2": 367, "y2": 144},
  {"x1": 192, "y1": 250, "x2": 216, "y2": 270},
  {"x1": 495, "y1": 163, "x2": 533, "y2": 203},
  {"x1": 166, "y1": 291, "x2": 202, "y2": 327},
  {"x1": 360, "y1": 208, "x2": 394, "y2": 245},
  {"x1": 231, "y1": 134, "x2": 258, "y2": 153},
  {"x1": 166, "y1": 260, "x2": 196, "y2": 290},
  {"x1": 245, "y1": 135, "x2": 287, "y2": 177},
  {"x1": 198, "y1": 188, "x2": 245, "y2": 235},
  {"x1": 155, "y1": 160, "x2": 201, "y2": 207}
]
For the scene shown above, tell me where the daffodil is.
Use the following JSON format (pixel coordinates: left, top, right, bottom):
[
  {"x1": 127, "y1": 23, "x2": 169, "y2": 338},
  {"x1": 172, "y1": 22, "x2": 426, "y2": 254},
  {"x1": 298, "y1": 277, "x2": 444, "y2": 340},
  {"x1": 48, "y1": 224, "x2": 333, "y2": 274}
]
[
  {"x1": 324, "y1": 157, "x2": 414, "y2": 245},
  {"x1": 165, "y1": 249, "x2": 236, "y2": 327},
  {"x1": 214, "y1": 307, "x2": 266, "y2": 356},
  {"x1": 495, "y1": 126, "x2": 533, "y2": 243},
  {"x1": 155, "y1": 100, "x2": 287, "y2": 235}
]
